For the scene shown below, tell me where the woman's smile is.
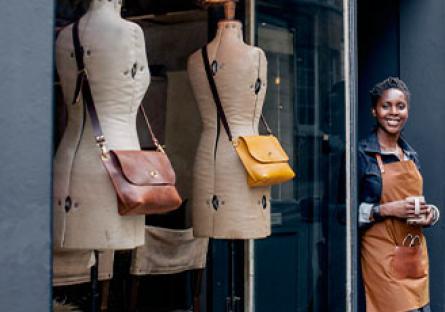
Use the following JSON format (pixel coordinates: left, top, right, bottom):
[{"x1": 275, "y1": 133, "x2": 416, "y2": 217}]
[
  {"x1": 386, "y1": 117, "x2": 401, "y2": 127},
  {"x1": 373, "y1": 88, "x2": 408, "y2": 135}
]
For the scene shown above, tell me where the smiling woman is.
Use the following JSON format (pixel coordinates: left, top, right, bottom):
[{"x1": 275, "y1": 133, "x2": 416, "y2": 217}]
[
  {"x1": 371, "y1": 78, "x2": 410, "y2": 138},
  {"x1": 358, "y1": 77, "x2": 440, "y2": 312}
]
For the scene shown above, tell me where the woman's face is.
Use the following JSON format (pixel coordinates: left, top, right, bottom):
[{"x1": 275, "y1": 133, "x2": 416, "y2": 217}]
[{"x1": 372, "y1": 88, "x2": 409, "y2": 135}]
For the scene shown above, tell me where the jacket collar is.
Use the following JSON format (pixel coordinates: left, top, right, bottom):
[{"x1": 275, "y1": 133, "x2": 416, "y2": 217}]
[{"x1": 362, "y1": 130, "x2": 417, "y2": 157}]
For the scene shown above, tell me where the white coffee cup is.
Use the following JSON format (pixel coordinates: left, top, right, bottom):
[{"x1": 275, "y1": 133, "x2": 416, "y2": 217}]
[{"x1": 406, "y1": 195, "x2": 426, "y2": 224}]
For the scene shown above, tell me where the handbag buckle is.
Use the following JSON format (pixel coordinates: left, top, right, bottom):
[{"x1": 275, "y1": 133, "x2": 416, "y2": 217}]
[
  {"x1": 96, "y1": 135, "x2": 109, "y2": 160},
  {"x1": 156, "y1": 144, "x2": 166, "y2": 154},
  {"x1": 153, "y1": 139, "x2": 166, "y2": 154}
]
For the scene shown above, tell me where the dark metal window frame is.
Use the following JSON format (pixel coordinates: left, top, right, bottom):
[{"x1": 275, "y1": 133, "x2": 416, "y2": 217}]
[
  {"x1": 345, "y1": 0, "x2": 359, "y2": 311},
  {"x1": 244, "y1": 0, "x2": 360, "y2": 311}
]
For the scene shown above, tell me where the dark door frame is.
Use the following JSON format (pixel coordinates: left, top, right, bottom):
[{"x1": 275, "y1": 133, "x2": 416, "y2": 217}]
[{"x1": 346, "y1": 0, "x2": 359, "y2": 311}]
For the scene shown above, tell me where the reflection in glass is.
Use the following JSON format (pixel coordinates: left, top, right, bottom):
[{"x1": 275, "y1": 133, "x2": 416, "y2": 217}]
[{"x1": 255, "y1": 1, "x2": 346, "y2": 311}]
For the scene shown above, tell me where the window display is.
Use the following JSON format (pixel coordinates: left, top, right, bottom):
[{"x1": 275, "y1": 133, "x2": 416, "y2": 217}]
[
  {"x1": 53, "y1": 0, "x2": 148, "y2": 250},
  {"x1": 188, "y1": 7, "x2": 272, "y2": 239},
  {"x1": 53, "y1": 0, "x2": 334, "y2": 311},
  {"x1": 54, "y1": 1, "x2": 211, "y2": 310}
]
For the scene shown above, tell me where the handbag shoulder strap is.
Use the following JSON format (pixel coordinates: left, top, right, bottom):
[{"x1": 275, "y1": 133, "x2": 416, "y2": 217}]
[
  {"x1": 201, "y1": 46, "x2": 233, "y2": 141},
  {"x1": 200, "y1": 46, "x2": 273, "y2": 141},
  {"x1": 72, "y1": 20, "x2": 107, "y2": 156},
  {"x1": 71, "y1": 20, "x2": 164, "y2": 155}
]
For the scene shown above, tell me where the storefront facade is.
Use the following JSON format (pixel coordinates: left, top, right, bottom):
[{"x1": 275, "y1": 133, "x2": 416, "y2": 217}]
[
  {"x1": 0, "y1": 2, "x2": 54, "y2": 311},
  {"x1": 0, "y1": 1, "x2": 443, "y2": 311}
]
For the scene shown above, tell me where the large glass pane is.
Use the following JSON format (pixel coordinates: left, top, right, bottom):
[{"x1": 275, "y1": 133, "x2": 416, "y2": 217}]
[{"x1": 254, "y1": 1, "x2": 346, "y2": 311}]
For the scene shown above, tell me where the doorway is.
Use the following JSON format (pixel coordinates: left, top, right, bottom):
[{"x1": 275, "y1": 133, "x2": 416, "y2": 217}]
[{"x1": 253, "y1": 1, "x2": 347, "y2": 311}]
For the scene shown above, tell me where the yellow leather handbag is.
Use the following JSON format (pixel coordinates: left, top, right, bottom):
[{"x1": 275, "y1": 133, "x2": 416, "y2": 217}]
[
  {"x1": 233, "y1": 135, "x2": 295, "y2": 187},
  {"x1": 202, "y1": 47, "x2": 295, "y2": 187}
]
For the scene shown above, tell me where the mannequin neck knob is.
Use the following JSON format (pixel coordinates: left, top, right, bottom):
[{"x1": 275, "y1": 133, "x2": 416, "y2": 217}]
[{"x1": 89, "y1": 0, "x2": 122, "y2": 15}]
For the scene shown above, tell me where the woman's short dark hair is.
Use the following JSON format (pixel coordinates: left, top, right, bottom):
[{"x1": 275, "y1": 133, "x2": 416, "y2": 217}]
[{"x1": 369, "y1": 77, "x2": 410, "y2": 107}]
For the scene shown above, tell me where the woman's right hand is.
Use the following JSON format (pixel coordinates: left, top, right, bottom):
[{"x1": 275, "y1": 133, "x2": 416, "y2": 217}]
[{"x1": 380, "y1": 199, "x2": 429, "y2": 218}]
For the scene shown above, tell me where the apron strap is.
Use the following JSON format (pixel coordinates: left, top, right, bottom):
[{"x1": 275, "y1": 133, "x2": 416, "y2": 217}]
[{"x1": 375, "y1": 153, "x2": 385, "y2": 174}]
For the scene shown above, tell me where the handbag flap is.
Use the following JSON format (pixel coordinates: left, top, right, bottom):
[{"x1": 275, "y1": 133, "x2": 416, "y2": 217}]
[
  {"x1": 237, "y1": 135, "x2": 289, "y2": 163},
  {"x1": 111, "y1": 150, "x2": 176, "y2": 186}
]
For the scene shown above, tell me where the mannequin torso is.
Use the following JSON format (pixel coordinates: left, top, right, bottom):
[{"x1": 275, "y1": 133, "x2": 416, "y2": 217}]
[
  {"x1": 188, "y1": 20, "x2": 271, "y2": 239},
  {"x1": 53, "y1": 0, "x2": 150, "y2": 249}
]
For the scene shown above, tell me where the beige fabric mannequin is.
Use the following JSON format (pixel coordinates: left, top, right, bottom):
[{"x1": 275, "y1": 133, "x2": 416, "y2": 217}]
[
  {"x1": 53, "y1": 0, "x2": 149, "y2": 249},
  {"x1": 131, "y1": 72, "x2": 209, "y2": 274},
  {"x1": 188, "y1": 20, "x2": 271, "y2": 239},
  {"x1": 53, "y1": 250, "x2": 114, "y2": 286}
]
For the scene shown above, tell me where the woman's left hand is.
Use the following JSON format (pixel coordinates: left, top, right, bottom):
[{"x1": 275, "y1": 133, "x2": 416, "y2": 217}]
[{"x1": 418, "y1": 206, "x2": 434, "y2": 226}]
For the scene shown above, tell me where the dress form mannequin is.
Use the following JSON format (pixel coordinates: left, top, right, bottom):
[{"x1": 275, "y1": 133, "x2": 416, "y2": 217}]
[
  {"x1": 188, "y1": 12, "x2": 271, "y2": 239},
  {"x1": 53, "y1": 0, "x2": 150, "y2": 250}
]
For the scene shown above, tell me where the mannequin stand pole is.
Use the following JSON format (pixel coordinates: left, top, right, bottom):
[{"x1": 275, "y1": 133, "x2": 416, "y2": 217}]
[
  {"x1": 129, "y1": 276, "x2": 140, "y2": 312},
  {"x1": 192, "y1": 269, "x2": 204, "y2": 312},
  {"x1": 226, "y1": 240, "x2": 240, "y2": 312},
  {"x1": 91, "y1": 250, "x2": 100, "y2": 312},
  {"x1": 100, "y1": 280, "x2": 110, "y2": 311}
]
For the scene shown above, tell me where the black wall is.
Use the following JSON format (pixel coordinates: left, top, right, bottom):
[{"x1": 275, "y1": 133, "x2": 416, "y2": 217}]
[
  {"x1": 358, "y1": 0, "x2": 400, "y2": 139},
  {"x1": 357, "y1": 3, "x2": 400, "y2": 310},
  {"x1": 399, "y1": 1, "x2": 445, "y2": 310},
  {"x1": 358, "y1": 0, "x2": 445, "y2": 310}
]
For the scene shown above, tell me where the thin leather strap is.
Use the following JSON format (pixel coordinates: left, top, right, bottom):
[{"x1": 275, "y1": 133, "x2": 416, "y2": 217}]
[
  {"x1": 71, "y1": 20, "x2": 161, "y2": 152},
  {"x1": 255, "y1": 50, "x2": 273, "y2": 135},
  {"x1": 260, "y1": 114, "x2": 273, "y2": 134},
  {"x1": 201, "y1": 46, "x2": 273, "y2": 142},
  {"x1": 201, "y1": 46, "x2": 233, "y2": 141},
  {"x1": 72, "y1": 21, "x2": 105, "y2": 144},
  {"x1": 139, "y1": 104, "x2": 165, "y2": 152},
  {"x1": 375, "y1": 153, "x2": 385, "y2": 174},
  {"x1": 72, "y1": 21, "x2": 86, "y2": 105}
]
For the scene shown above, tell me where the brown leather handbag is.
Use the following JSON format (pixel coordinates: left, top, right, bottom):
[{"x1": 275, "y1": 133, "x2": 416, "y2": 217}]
[{"x1": 71, "y1": 20, "x2": 182, "y2": 216}]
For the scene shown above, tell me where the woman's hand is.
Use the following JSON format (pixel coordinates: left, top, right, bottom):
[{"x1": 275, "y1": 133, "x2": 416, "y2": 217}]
[
  {"x1": 417, "y1": 207, "x2": 435, "y2": 226},
  {"x1": 380, "y1": 199, "x2": 429, "y2": 218}
]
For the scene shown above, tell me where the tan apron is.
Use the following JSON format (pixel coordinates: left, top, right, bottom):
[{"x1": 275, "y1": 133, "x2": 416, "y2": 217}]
[{"x1": 361, "y1": 154, "x2": 429, "y2": 312}]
